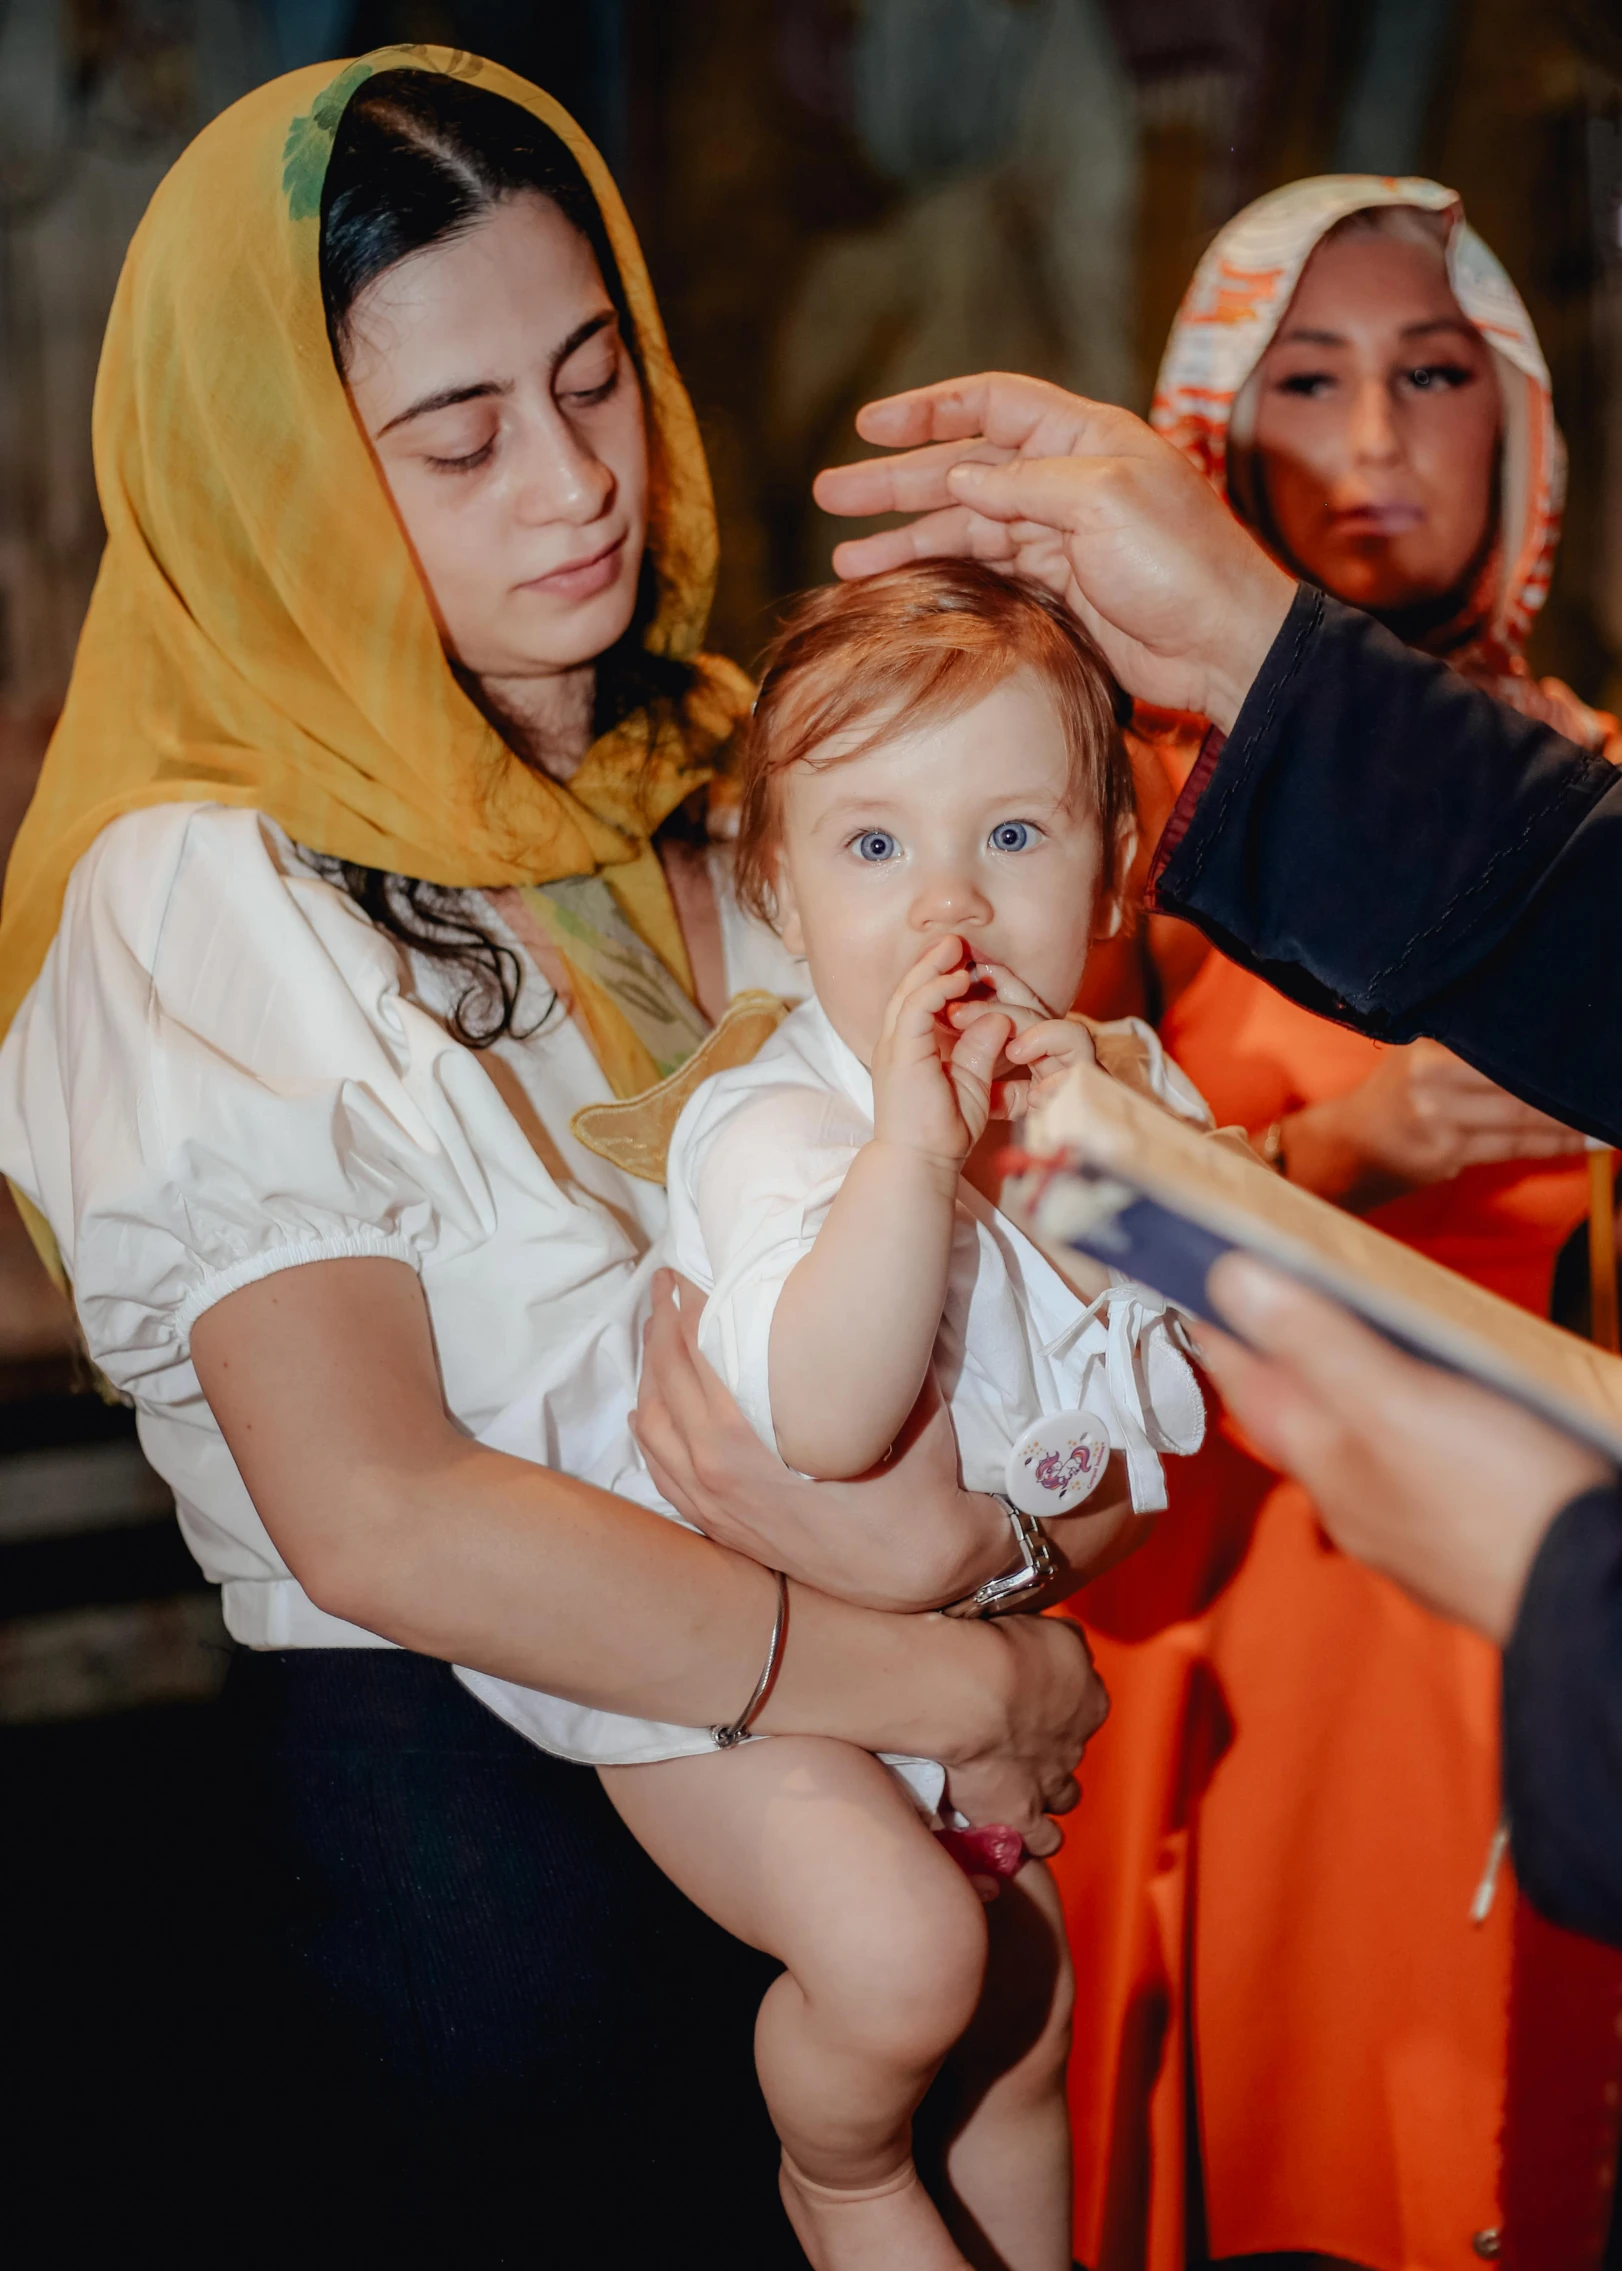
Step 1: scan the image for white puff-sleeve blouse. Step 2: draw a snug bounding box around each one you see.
[0,802,802,1651]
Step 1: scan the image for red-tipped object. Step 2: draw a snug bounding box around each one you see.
[935,1824,1027,1882]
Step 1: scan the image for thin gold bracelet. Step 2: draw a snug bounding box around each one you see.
[712,1569,789,1749]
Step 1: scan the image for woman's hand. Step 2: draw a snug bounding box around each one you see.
[934,1613,1109,1854]
[1194,1255,1611,1642]
[634,1270,1144,1610]
[1280,1040,1586,1211]
[812,372,1295,729]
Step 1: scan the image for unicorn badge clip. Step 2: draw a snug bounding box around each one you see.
[1004,1411,1112,1518]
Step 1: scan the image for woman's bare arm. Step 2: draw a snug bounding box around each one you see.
[190,1256,1111,1848]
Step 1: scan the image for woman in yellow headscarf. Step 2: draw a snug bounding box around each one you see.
[0,53,1107,2261]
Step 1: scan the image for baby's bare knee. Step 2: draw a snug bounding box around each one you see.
[806,1858,989,2073]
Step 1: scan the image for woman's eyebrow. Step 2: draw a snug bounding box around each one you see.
[552,309,616,375]
[379,379,511,437]
[1274,314,1478,352]
[376,314,617,437]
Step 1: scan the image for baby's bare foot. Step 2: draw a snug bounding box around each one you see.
[779,2153,969,2271]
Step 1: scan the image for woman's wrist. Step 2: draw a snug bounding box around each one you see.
[1273,1099,1392,1210]
[922,1489,1027,1606]
[755,1579,1011,1761]
[798,1487,1015,1615]
[856,1470,1145,1619]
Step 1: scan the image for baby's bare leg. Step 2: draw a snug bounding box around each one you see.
[925,1859,1075,2271]
[601,1739,989,2271]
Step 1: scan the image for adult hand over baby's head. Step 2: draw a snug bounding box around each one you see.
[813,373,1296,731]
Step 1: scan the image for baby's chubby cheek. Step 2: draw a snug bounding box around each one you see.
[798,943,900,1068]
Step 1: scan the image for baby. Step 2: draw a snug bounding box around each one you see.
[466,561,1207,2271]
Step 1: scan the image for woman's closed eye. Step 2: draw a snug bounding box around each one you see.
[417,412,501,476]
[556,326,622,413]
[426,436,497,475]
[560,363,619,411]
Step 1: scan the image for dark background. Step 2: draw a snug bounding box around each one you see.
[2,3,1620,2257]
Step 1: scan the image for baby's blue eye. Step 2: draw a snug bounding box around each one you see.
[855,831,899,863]
[990,821,1036,853]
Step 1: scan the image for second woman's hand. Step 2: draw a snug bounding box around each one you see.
[1280,1040,1586,1211]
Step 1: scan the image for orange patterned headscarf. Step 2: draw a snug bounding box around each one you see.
[0,48,750,1043]
[1151,174,1574,708]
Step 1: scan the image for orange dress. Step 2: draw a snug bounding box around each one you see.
[1055,943,1594,2270]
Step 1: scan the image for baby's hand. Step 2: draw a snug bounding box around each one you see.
[1004,1010,1098,1117]
[870,936,1014,1165]
[946,960,1097,1119]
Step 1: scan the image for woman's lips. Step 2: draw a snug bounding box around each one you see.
[520,532,626,601]
[1333,501,1426,534]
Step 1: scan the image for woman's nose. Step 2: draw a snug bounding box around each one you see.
[512,411,615,527]
[1348,376,1402,468]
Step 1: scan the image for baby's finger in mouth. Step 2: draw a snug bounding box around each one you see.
[968,959,1053,1016]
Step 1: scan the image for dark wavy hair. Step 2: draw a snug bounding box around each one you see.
[310,68,689,1045]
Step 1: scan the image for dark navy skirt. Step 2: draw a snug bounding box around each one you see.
[222,1647,803,2268]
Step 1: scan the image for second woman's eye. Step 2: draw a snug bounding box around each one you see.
[990,820,1037,853]
[854,830,899,863]
[1403,361,1475,393]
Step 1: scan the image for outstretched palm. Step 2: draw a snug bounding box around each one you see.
[813,373,1295,727]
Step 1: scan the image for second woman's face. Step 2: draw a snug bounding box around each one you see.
[343,192,649,682]
[1248,228,1501,612]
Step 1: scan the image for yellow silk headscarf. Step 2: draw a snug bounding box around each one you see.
[0,46,750,1045]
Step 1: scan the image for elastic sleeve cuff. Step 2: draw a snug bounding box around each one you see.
[175,1228,420,1344]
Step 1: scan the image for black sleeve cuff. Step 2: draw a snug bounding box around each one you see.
[1504,1483,1622,1947]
